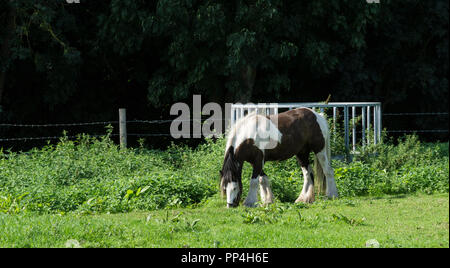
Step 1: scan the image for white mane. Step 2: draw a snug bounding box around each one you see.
[225,112,282,154]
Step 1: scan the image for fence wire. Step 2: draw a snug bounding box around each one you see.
[0,121,119,128]
[386,130,448,133]
[0,119,227,128]
[1,112,448,142]
[384,112,448,116]
[0,134,119,142]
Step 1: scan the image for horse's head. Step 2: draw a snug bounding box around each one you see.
[220,147,242,208]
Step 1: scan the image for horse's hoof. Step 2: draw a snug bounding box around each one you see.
[295,195,315,204]
[325,191,339,200]
[325,194,339,200]
[244,201,257,208]
[259,201,273,207]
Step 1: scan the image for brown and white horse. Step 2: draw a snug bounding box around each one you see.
[220,107,338,208]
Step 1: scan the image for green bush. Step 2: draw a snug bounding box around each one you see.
[0,133,448,215]
[0,134,217,214]
[333,135,449,196]
[334,161,386,197]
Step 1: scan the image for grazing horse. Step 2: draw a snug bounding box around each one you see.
[220,107,338,208]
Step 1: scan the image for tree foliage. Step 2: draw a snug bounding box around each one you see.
[0,0,448,147]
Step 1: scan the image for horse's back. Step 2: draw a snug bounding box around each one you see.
[265,108,326,160]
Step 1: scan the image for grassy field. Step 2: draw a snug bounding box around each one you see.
[0,133,448,248]
[0,193,448,248]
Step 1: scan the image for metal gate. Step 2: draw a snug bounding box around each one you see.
[230,102,382,155]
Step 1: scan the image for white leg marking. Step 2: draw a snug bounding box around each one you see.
[296,165,315,203]
[259,175,274,205]
[244,178,259,207]
[316,149,338,199]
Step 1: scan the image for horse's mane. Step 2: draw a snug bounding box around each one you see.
[222,146,239,176]
[220,146,242,197]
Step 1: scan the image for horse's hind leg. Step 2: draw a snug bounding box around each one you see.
[295,153,315,203]
[259,170,274,205]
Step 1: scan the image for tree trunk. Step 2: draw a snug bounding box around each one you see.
[0,0,16,104]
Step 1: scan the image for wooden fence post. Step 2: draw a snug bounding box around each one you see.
[119,108,127,149]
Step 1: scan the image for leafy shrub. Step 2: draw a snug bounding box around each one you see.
[0,133,447,215]
[357,135,446,171]
[334,161,387,197]
[0,134,217,214]
[263,159,302,202]
[333,136,449,197]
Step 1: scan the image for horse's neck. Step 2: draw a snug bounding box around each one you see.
[227,114,282,155]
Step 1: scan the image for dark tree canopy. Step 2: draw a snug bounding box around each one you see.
[0,0,448,148]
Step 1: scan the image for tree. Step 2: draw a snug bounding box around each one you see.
[0,0,16,105]
[0,0,447,149]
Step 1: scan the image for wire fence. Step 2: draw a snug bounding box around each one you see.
[0,121,119,128]
[0,112,448,143]
[383,112,449,116]
[0,119,219,142]
[383,112,448,134]
[0,119,203,128]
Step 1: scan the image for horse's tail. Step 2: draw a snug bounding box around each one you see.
[314,113,331,196]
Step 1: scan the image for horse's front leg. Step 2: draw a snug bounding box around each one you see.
[243,168,261,207]
[259,171,274,205]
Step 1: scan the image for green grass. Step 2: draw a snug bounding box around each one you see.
[0,193,448,248]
